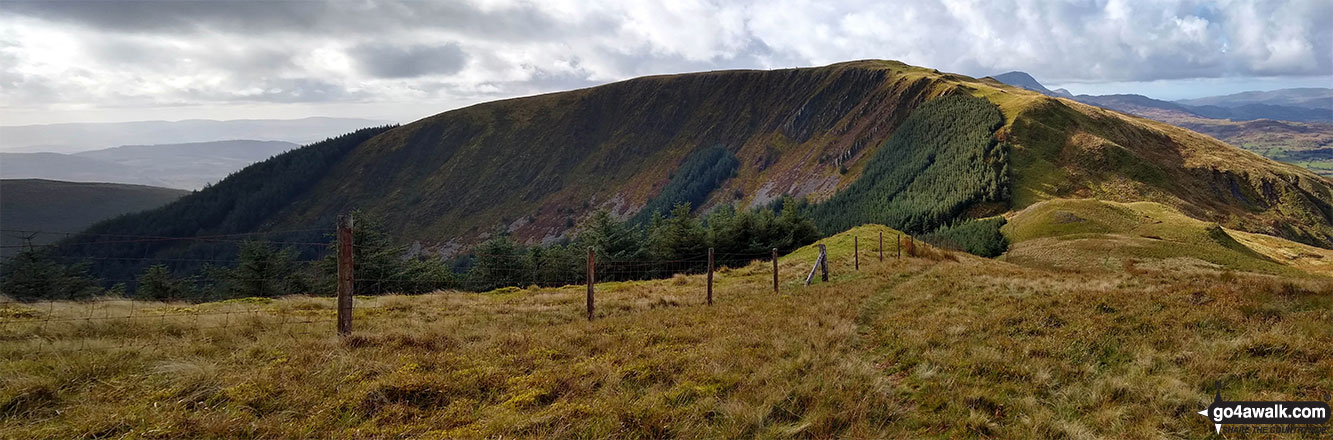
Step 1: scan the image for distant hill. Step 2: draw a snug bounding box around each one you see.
[1068,93,1194,115]
[0,117,388,153]
[1186,103,1332,123]
[990,72,1333,176]
[989,72,1331,122]
[1177,88,1333,110]
[51,60,1333,283]
[0,152,153,184]
[0,179,187,258]
[0,140,299,189]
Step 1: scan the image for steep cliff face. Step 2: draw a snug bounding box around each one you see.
[270,61,974,246]
[68,60,1333,270]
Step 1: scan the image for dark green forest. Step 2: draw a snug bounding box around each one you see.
[918,217,1009,258]
[630,146,739,223]
[2,200,818,301]
[808,94,1009,235]
[46,125,397,283]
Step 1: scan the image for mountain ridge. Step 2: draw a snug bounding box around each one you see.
[990,72,1333,177]
[55,60,1333,281]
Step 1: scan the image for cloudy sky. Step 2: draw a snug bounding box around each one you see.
[1,0,1330,125]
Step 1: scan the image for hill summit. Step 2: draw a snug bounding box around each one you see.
[59,60,1333,278]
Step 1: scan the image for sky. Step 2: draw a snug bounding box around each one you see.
[1,0,1330,126]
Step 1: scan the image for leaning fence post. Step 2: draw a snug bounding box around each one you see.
[706,247,714,306]
[819,244,829,282]
[586,246,595,321]
[772,248,779,294]
[879,231,883,262]
[854,236,859,270]
[337,214,354,337]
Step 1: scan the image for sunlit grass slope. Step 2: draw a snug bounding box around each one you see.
[1002,198,1325,277]
[2,225,1330,438]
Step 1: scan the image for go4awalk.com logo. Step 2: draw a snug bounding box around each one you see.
[1198,384,1331,435]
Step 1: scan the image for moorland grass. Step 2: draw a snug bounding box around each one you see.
[2,224,1330,438]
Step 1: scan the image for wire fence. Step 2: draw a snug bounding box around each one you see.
[0,224,909,359]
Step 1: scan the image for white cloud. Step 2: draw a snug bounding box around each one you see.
[0,0,1328,124]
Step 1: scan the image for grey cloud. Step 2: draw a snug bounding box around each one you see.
[349,43,468,78]
[230,77,362,103]
[0,0,331,34]
[1,0,1330,120]
[0,0,567,42]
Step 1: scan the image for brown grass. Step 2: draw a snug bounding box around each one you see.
[1,225,1330,438]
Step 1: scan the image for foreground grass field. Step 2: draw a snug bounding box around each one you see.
[2,224,1331,438]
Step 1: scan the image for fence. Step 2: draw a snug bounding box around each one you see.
[0,218,915,358]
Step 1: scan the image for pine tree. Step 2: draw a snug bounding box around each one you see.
[229,241,305,298]
[0,249,101,301]
[136,264,190,301]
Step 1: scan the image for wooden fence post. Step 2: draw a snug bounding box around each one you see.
[337,214,354,337]
[706,247,714,305]
[854,236,859,270]
[805,244,828,287]
[586,247,595,321]
[897,233,901,259]
[879,231,883,262]
[819,244,829,282]
[771,248,778,294]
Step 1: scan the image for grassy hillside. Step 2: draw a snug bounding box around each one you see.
[50,60,1333,286]
[991,75,1333,177]
[3,225,1328,438]
[0,179,187,258]
[1000,198,1325,277]
[1064,96,1333,178]
[984,87,1333,247]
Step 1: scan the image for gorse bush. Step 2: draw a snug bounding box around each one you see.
[919,217,1009,257]
[809,95,1008,235]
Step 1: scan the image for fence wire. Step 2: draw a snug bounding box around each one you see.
[0,226,895,359]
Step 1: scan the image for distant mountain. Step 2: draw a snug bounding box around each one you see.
[990,71,1071,97]
[0,140,299,189]
[0,117,389,153]
[0,179,187,258]
[1177,88,1333,110]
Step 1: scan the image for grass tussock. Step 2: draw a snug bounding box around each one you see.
[1,224,1330,438]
